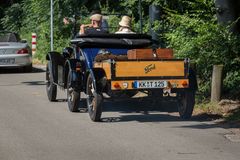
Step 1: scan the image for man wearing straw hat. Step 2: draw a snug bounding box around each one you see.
[115,16,135,34]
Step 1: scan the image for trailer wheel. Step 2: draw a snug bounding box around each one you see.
[46,62,57,101]
[67,70,80,112]
[178,90,195,119]
[86,75,103,122]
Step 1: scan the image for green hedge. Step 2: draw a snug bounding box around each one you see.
[166,14,240,98]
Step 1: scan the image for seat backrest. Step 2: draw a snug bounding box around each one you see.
[8,33,18,42]
[81,48,129,69]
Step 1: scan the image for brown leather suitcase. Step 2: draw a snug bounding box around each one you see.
[127,48,173,60]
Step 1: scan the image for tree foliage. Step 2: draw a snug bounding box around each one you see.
[166,14,240,96]
[1,3,23,32]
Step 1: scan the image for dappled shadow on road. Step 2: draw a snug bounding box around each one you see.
[0,67,22,74]
[191,113,223,122]
[0,66,45,74]
[178,112,240,130]
[22,81,46,86]
[103,98,179,113]
[100,98,239,128]
[43,92,238,130]
[177,119,240,130]
[101,114,181,123]
[100,98,200,123]
[52,99,68,102]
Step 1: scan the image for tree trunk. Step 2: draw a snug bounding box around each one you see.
[215,0,239,33]
[236,0,240,33]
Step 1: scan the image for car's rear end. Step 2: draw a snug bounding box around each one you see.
[0,42,32,68]
[0,31,32,71]
[93,49,197,119]
[109,60,189,91]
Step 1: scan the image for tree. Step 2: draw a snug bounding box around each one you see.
[1,3,23,32]
[215,0,240,34]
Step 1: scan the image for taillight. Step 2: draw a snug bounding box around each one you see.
[76,62,81,72]
[113,83,121,89]
[182,81,188,88]
[17,48,29,54]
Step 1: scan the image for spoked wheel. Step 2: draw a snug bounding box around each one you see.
[178,90,195,119]
[46,62,57,101]
[67,70,80,112]
[86,75,103,122]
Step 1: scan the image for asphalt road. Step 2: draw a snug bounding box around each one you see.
[0,66,239,160]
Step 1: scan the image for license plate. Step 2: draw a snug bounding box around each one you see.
[0,58,15,65]
[134,80,167,89]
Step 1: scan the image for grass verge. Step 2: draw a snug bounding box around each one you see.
[194,100,240,123]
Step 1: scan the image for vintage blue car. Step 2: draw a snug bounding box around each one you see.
[46,34,197,122]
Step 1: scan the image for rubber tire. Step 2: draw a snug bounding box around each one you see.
[46,62,57,101]
[178,90,195,119]
[67,70,80,112]
[86,75,103,122]
[23,64,32,73]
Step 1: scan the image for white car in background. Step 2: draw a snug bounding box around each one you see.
[0,31,32,72]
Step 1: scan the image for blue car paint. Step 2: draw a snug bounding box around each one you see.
[81,48,129,69]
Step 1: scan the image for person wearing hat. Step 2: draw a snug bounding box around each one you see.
[79,13,108,35]
[63,11,108,36]
[115,16,135,34]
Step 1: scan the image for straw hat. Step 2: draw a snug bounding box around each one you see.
[119,16,131,28]
[90,14,102,21]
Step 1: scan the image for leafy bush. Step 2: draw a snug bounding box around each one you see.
[166,14,240,98]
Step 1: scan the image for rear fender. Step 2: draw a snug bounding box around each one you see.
[46,51,64,64]
[64,59,83,91]
[84,68,107,93]
[46,52,64,84]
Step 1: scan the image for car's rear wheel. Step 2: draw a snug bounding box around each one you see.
[178,90,195,119]
[86,75,103,122]
[67,70,80,112]
[23,64,32,73]
[46,62,57,101]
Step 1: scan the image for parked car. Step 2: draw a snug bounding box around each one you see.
[0,31,32,72]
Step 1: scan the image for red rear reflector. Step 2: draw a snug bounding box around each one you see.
[17,48,29,54]
[113,83,121,89]
[76,62,82,72]
[182,81,188,87]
